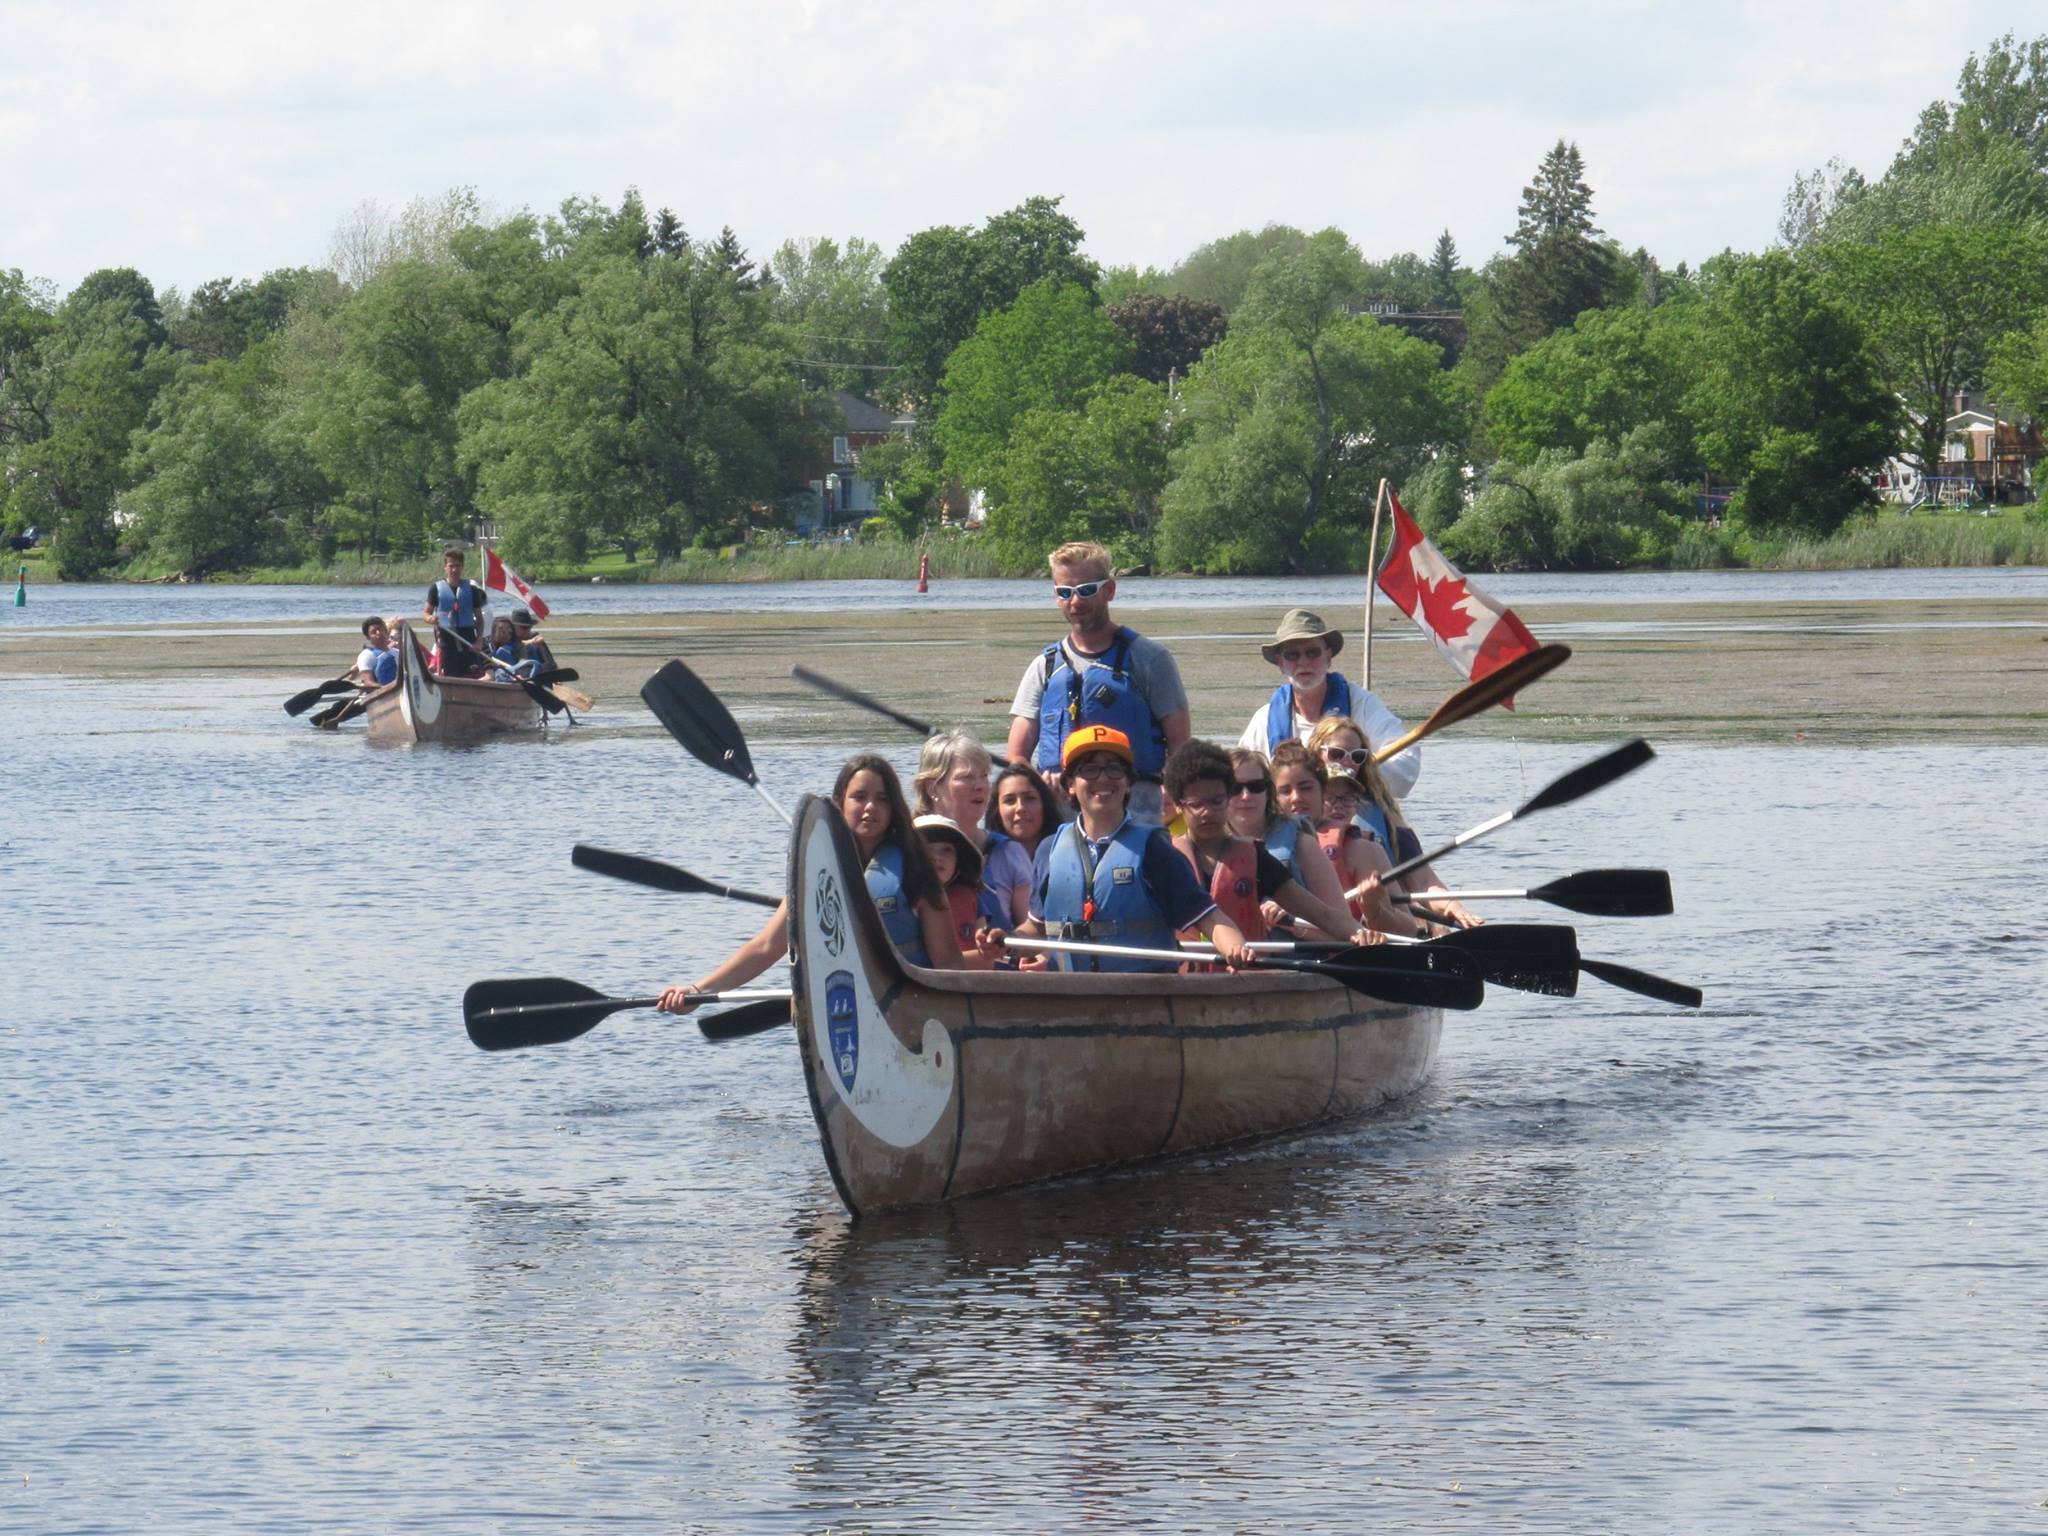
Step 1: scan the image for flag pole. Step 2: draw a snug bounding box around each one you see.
[1362,478,1388,691]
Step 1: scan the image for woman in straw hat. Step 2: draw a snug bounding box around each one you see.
[1236,608,1420,799]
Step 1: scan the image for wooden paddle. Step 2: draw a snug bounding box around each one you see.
[1395,868,1675,919]
[463,976,792,1051]
[641,659,791,825]
[999,935,1484,1011]
[284,675,356,716]
[1370,642,1573,765]
[570,843,781,908]
[1376,738,1656,887]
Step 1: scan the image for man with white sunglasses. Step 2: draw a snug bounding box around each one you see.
[1007,540,1190,824]
[1237,608,1420,799]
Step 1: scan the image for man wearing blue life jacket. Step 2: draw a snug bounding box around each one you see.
[422,546,488,678]
[1235,608,1420,800]
[1005,541,1190,827]
[350,616,401,688]
[981,725,1253,973]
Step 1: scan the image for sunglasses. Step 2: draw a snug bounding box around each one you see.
[1322,745,1371,768]
[1178,792,1229,813]
[1279,645,1326,663]
[1053,580,1107,601]
[1231,778,1271,796]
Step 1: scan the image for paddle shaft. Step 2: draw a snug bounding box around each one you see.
[791,665,934,737]
[571,843,782,908]
[475,987,788,1024]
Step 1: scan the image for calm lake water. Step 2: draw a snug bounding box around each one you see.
[6,563,2048,634]
[5,608,2046,1530]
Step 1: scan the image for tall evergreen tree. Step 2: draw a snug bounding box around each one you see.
[1467,140,1617,383]
[1429,230,1461,310]
[653,209,687,258]
[712,227,760,288]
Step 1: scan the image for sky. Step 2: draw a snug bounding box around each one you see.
[0,1,2024,299]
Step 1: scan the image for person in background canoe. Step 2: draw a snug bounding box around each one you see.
[978,725,1252,973]
[915,815,999,969]
[351,617,399,688]
[423,546,487,678]
[1165,741,1377,954]
[1237,609,1420,800]
[658,755,964,1014]
[1223,743,1356,937]
[1005,540,1190,827]
[1305,716,1478,932]
[487,615,538,683]
[984,761,1061,927]
[912,729,1010,931]
[509,609,555,673]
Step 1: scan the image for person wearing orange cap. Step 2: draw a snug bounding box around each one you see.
[978,725,1253,972]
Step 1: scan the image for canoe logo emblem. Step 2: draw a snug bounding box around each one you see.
[825,970,858,1089]
[816,871,845,956]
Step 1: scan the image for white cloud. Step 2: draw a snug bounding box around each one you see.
[0,0,2025,295]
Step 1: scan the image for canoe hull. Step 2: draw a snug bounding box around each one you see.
[785,794,1441,1217]
[364,622,545,745]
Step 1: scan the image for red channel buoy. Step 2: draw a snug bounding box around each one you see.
[916,552,930,594]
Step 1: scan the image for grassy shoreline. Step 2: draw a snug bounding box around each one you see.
[70,506,2048,585]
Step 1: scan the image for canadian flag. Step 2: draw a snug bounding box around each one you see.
[483,546,550,620]
[1375,488,1540,694]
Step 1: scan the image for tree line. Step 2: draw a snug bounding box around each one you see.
[4,31,2047,581]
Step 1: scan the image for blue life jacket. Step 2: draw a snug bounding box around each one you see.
[1038,817,1173,971]
[1354,801,1393,848]
[865,841,930,967]
[434,579,480,634]
[1263,814,1317,885]
[1032,628,1168,778]
[1262,672,1356,755]
[371,648,399,687]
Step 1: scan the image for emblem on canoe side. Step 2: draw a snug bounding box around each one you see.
[402,624,441,726]
[816,870,845,957]
[826,969,858,1090]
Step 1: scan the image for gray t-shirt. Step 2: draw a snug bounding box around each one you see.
[1009,629,1190,744]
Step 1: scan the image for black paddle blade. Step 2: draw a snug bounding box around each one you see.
[284,678,352,715]
[1579,957,1704,1009]
[1255,949,1484,1011]
[697,997,794,1041]
[1423,923,1581,997]
[791,665,934,738]
[642,660,758,787]
[530,667,578,686]
[312,693,366,728]
[465,976,616,1051]
[1532,868,1674,918]
[1518,738,1655,817]
[570,843,781,908]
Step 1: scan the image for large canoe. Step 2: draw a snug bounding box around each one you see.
[363,622,546,746]
[785,793,1445,1218]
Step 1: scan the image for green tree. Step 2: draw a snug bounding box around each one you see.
[769,235,891,394]
[980,373,1172,563]
[1105,292,1227,383]
[125,341,329,575]
[1468,141,1617,380]
[1987,309,2048,422]
[883,196,1098,399]
[1897,32,2048,176]
[1428,231,1463,310]
[1483,304,1693,467]
[1158,233,1449,573]
[1166,225,1310,314]
[1688,252,1899,535]
[1820,223,2048,475]
[461,246,805,562]
[1097,262,1172,308]
[932,280,1131,491]
[1439,427,1691,570]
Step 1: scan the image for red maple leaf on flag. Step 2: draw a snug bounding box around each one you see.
[1416,573,1476,642]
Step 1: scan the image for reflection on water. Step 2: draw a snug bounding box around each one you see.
[5,669,2047,1531]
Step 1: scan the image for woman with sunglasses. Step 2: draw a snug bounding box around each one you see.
[1306,716,1477,931]
[1224,745,1357,935]
[1237,609,1420,800]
